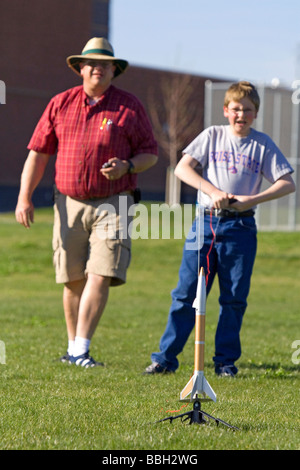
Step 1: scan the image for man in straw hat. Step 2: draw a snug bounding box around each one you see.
[15,38,158,368]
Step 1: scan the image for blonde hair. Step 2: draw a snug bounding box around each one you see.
[224,81,260,112]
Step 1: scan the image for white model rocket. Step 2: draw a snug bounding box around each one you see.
[180,267,217,403]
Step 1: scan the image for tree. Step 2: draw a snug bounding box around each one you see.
[148,73,202,205]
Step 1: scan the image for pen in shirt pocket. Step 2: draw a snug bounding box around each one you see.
[100,118,113,130]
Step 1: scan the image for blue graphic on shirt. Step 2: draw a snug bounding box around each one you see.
[228,166,237,174]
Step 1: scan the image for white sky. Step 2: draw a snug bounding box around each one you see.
[110,0,300,88]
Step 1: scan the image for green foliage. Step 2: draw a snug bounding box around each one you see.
[0,208,299,450]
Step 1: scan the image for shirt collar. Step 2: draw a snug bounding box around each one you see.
[82,85,113,107]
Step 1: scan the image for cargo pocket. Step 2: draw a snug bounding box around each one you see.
[105,236,131,286]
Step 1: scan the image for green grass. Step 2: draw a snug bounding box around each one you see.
[0,207,299,450]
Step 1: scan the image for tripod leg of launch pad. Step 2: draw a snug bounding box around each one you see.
[157,400,239,430]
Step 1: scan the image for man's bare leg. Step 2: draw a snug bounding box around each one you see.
[63,278,86,342]
[76,273,110,340]
[62,274,110,364]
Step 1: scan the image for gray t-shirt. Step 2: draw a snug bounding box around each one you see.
[183,125,294,208]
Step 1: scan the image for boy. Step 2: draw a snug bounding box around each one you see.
[145,81,295,377]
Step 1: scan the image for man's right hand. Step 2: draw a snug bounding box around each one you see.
[15,200,35,228]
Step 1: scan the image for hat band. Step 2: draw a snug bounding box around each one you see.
[82,48,114,57]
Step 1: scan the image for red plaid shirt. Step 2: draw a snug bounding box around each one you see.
[28,85,158,199]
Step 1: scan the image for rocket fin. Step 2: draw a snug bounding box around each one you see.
[180,376,194,401]
[180,372,217,402]
[203,376,217,402]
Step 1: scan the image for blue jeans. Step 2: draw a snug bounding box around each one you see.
[151,214,257,372]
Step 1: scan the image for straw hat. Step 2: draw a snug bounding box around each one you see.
[66,37,128,78]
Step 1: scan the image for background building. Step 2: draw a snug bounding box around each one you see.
[0,0,223,211]
[0,0,110,210]
[0,0,298,230]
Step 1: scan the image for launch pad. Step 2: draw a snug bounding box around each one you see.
[156,267,239,430]
[157,397,239,429]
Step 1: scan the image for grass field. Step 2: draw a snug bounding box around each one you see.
[0,207,299,451]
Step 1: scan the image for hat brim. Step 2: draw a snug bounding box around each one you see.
[66,54,128,78]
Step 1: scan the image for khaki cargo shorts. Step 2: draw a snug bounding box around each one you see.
[52,190,134,286]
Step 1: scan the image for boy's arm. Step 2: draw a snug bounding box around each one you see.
[174,154,235,209]
[230,173,295,211]
[175,154,295,211]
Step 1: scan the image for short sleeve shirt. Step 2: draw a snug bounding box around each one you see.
[183,125,294,208]
[28,85,158,199]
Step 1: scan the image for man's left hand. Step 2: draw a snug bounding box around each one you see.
[100,158,129,180]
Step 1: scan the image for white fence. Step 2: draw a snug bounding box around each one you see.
[204,81,300,231]
[0,80,5,104]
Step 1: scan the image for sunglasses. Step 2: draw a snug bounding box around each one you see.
[81,60,114,68]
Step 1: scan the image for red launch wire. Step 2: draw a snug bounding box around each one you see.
[162,403,189,414]
[205,211,216,286]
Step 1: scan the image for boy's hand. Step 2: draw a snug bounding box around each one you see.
[210,190,235,209]
[228,195,254,211]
